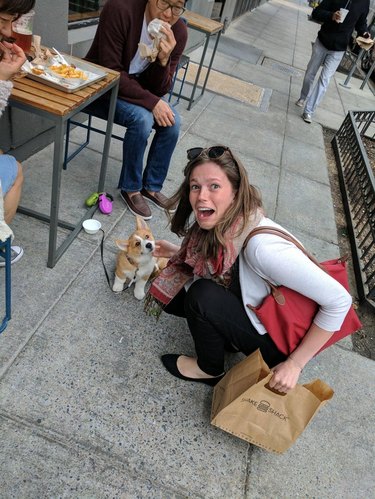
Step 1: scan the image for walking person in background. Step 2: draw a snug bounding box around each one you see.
[86,0,188,220]
[145,146,352,391]
[0,0,36,265]
[296,0,370,123]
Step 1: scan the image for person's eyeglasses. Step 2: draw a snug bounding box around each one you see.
[186,146,234,162]
[156,0,186,17]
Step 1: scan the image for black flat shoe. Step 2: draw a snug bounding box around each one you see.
[161,354,224,386]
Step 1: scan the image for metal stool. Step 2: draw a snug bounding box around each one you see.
[0,236,12,333]
[63,109,123,169]
[168,53,190,105]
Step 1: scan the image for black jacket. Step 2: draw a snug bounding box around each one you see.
[312,0,369,50]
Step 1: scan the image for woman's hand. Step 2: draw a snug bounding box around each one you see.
[157,23,177,66]
[268,325,337,393]
[268,358,303,393]
[154,239,180,258]
[0,42,26,81]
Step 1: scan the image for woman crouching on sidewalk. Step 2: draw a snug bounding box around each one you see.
[145,146,352,392]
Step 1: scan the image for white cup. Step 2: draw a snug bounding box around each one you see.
[82,219,101,234]
[339,8,349,23]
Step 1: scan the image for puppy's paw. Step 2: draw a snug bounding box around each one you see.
[134,286,146,300]
[112,275,125,293]
[134,279,146,300]
[134,289,145,300]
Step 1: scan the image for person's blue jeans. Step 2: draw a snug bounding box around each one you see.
[300,38,344,115]
[115,99,181,192]
[87,97,181,192]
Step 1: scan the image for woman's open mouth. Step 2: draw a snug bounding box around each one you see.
[197,207,215,220]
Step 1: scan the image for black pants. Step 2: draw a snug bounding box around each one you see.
[164,276,286,376]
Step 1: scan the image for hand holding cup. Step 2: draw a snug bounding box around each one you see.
[332,10,341,23]
[338,8,349,23]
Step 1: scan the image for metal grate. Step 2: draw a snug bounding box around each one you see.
[261,57,303,77]
[332,111,375,309]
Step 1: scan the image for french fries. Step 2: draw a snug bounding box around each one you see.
[49,64,88,80]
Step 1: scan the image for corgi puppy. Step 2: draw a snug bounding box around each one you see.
[112,216,168,300]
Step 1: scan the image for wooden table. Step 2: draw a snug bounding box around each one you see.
[10,60,120,268]
[182,10,224,110]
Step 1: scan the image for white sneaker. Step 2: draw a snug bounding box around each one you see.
[0,245,24,267]
[295,98,305,107]
[302,112,312,124]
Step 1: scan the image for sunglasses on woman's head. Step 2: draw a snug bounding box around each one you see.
[186,146,233,162]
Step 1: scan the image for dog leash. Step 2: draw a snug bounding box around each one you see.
[99,229,134,293]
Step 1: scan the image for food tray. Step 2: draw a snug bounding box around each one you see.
[24,55,107,93]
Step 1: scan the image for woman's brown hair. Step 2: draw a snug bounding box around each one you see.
[167,147,263,259]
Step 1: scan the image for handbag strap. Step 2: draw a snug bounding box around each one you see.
[243,226,340,306]
[244,226,325,270]
[245,226,348,263]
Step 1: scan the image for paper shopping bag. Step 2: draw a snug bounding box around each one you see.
[211,350,334,454]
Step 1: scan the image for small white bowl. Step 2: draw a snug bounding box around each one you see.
[82,219,101,235]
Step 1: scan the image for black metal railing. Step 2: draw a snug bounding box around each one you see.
[233,0,262,19]
[332,110,375,309]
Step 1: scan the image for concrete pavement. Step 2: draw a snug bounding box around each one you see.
[1,0,374,496]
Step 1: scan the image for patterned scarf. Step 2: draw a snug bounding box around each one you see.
[145,210,263,317]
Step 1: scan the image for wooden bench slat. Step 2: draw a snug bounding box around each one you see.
[14,81,81,107]
[11,88,69,115]
[13,77,82,102]
[184,10,223,34]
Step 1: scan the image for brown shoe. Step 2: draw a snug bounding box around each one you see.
[120,191,152,220]
[141,189,177,213]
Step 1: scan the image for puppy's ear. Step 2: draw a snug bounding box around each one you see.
[115,239,129,251]
[136,215,150,231]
